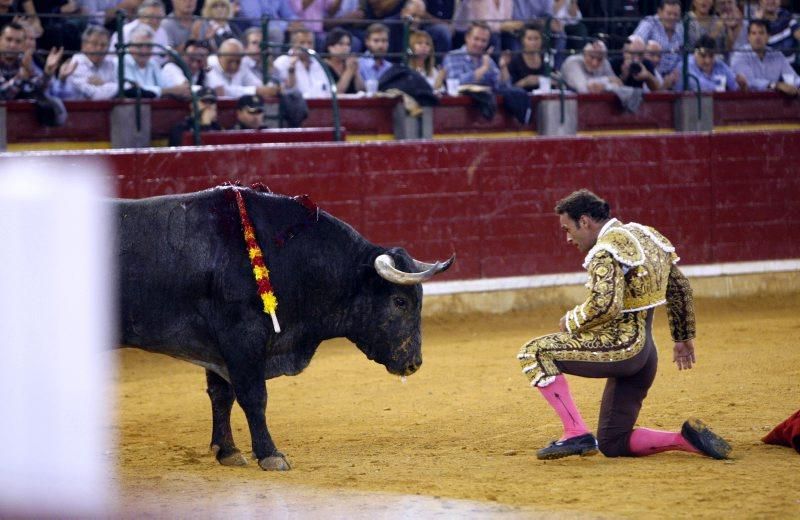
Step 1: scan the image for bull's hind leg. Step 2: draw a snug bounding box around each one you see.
[206,369,247,466]
[226,363,291,471]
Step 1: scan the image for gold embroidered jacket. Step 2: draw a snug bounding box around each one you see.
[564,219,696,342]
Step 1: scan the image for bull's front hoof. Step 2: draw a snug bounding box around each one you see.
[211,444,248,466]
[258,453,291,471]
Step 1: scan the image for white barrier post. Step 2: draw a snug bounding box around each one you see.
[0,158,115,516]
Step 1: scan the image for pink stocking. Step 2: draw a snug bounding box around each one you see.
[537,374,590,440]
[629,428,701,456]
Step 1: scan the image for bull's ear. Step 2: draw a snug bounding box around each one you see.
[374,253,455,285]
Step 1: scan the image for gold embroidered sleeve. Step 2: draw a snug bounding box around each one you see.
[565,251,624,333]
[666,264,696,341]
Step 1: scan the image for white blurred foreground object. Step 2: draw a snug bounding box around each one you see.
[0,159,115,516]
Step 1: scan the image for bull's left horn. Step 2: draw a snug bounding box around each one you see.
[374,254,456,285]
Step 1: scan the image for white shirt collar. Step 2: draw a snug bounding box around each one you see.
[597,217,619,238]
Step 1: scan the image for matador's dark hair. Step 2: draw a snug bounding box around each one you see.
[555,189,611,223]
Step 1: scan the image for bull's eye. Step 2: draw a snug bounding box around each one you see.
[393,296,408,309]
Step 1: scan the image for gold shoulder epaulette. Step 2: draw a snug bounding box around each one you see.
[583,226,644,269]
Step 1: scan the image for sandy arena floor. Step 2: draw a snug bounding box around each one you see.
[112,293,800,518]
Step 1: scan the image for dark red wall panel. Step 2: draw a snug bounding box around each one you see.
[42,131,800,281]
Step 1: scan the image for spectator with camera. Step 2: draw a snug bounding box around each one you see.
[612,35,662,91]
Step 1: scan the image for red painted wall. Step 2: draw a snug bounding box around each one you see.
[52,131,800,280]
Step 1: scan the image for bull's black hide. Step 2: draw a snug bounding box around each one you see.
[116,186,452,470]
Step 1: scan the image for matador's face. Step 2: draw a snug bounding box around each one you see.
[559,213,599,254]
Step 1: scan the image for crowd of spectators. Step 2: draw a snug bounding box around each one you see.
[0,0,798,129]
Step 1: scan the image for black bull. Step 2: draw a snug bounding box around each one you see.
[116,186,453,470]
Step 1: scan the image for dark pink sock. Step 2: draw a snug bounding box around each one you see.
[537,374,590,440]
[629,428,700,456]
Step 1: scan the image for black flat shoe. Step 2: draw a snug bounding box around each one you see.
[536,433,599,460]
[681,418,732,460]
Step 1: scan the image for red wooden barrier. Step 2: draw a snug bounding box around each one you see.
[38,131,800,281]
[180,127,345,146]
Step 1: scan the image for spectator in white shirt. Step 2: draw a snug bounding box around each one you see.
[67,25,119,100]
[205,37,279,98]
[108,0,170,66]
[121,24,190,98]
[161,39,210,89]
[272,27,332,98]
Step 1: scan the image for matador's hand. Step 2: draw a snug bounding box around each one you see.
[673,340,696,370]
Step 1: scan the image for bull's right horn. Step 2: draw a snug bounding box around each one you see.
[374,254,454,285]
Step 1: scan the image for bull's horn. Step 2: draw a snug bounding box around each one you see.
[374,254,455,285]
[413,255,455,274]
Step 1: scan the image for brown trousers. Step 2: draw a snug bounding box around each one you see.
[555,310,658,457]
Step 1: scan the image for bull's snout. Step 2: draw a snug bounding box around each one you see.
[402,355,422,376]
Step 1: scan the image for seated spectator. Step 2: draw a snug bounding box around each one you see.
[231,93,269,129]
[235,0,299,45]
[552,0,589,51]
[272,27,331,98]
[360,0,407,55]
[35,0,83,51]
[288,0,336,52]
[754,0,800,63]
[161,0,197,51]
[321,0,363,52]
[0,0,42,38]
[241,27,270,82]
[509,0,567,63]
[632,0,684,88]
[716,0,748,60]
[443,21,503,90]
[675,35,745,91]
[645,39,662,68]
[81,0,140,33]
[611,35,662,91]
[161,38,210,89]
[499,24,547,92]
[407,29,444,91]
[168,86,222,146]
[400,0,453,60]
[0,21,61,99]
[731,19,798,95]
[206,37,279,98]
[273,29,331,98]
[191,0,241,53]
[358,23,392,88]
[323,27,360,94]
[66,24,118,99]
[121,24,191,98]
[561,40,621,93]
[452,0,515,55]
[686,0,724,50]
[108,0,170,66]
